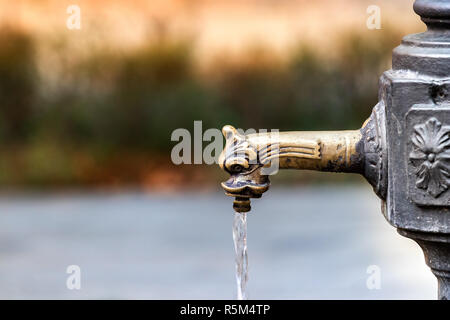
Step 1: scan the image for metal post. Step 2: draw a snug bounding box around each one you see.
[382,0,450,300]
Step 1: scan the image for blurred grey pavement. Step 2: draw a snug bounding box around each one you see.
[0,185,436,299]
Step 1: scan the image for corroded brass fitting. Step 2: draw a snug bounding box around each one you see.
[219,103,387,213]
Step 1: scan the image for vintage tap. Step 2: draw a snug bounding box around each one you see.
[218,0,450,299]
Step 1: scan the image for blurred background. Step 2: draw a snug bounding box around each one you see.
[0,0,438,299]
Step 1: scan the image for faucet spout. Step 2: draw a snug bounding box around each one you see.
[219,103,387,212]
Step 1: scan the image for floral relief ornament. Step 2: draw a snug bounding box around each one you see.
[409,118,450,198]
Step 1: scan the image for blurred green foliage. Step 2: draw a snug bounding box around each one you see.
[0,28,37,142]
[0,26,403,187]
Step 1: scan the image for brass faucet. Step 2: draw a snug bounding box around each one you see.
[219,103,387,213]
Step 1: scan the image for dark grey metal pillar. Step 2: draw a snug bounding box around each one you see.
[382,0,450,300]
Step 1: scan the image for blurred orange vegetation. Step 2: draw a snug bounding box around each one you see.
[0,0,424,191]
[1,0,422,62]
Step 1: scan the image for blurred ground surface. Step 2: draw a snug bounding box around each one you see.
[0,185,436,299]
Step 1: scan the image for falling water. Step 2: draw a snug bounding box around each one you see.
[233,212,248,300]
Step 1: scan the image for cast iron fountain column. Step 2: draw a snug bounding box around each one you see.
[384,0,450,300]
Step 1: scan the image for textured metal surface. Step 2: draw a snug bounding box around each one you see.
[393,0,450,77]
[360,102,388,199]
[383,0,450,300]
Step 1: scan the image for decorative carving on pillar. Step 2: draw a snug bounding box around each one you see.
[406,106,450,206]
[409,118,450,198]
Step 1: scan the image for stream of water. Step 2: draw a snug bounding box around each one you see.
[232,212,249,300]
